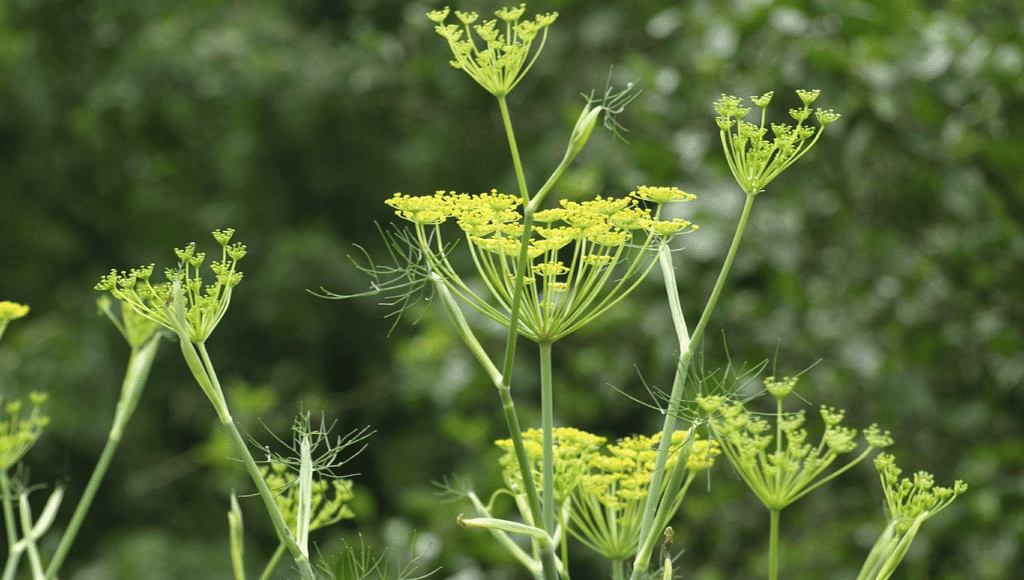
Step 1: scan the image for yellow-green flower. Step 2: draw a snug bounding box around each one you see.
[715,90,840,194]
[0,301,29,323]
[95,229,245,343]
[496,427,606,511]
[386,189,697,342]
[0,392,49,470]
[630,186,696,205]
[0,301,30,343]
[427,4,558,97]
[260,461,355,535]
[568,430,719,560]
[858,454,967,580]
[698,377,892,512]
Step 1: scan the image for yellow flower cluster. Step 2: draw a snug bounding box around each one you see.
[385,188,697,342]
[95,229,246,343]
[495,427,606,508]
[579,430,720,509]
[494,427,720,560]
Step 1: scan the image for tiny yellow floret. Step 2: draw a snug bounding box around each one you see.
[630,186,697,205]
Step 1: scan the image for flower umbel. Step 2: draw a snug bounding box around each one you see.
[428,5,558,97]
[496,427,606,514]
[385,189,697,342]
[567,430,719,560]
[260,460,356,535]
[699,376,892,511]
[857,454,967,580]
[0,392,49,470]
[715,90,840,194]
[95,229,245,343]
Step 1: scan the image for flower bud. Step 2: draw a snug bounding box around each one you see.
[566,104,603,159]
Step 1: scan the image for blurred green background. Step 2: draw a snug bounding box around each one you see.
[1,0,1022,578]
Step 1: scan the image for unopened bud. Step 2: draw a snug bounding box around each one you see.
[567,104,603,159]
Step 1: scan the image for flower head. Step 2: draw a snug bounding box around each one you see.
[1,392,49,470]
[260,460,356,536]
[701,391,890,511]
[428,4,558,97]
[858,453,967,580]
[386,189,696,342]
[566,429,718,560]
[496,427,606,510]
[714,90,839,194]
[95,229,245,343]
[874,453,967,534]
[0,301,29,324]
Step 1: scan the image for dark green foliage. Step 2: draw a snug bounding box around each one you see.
[1,0,1021,578]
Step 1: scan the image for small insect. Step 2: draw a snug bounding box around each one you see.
[662,526,674,560]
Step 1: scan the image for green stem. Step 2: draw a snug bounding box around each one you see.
[688,192,757,358]
[467,492,541,576]
[432,275,503,385]
[190,342,316,580]
[629,192,758,580]
[610,559,625,580]
[497,95,535,386]
[44,335,161,580]
[18,493,44,579]
[259,544,288,580]
[495,95,559,580]
[1,471,20,580]
[769,508,781,580]
[166,291,315,580]
[539,341,555,536]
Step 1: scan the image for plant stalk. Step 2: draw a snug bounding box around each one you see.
[44,334,161,580]
[495,94,559,580]
[630,192,758,580]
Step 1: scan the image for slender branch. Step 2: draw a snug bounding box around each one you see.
[45,335,161,580]
[630,192,758,580]
[494,95,560,580]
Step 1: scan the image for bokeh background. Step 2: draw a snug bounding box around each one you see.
[2,0,1022,578]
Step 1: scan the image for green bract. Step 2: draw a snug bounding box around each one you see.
[95,229,245,343]
[384,188,697,343]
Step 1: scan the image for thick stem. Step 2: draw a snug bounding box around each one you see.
[769,508,781,580]
[539,342,555,534]
[44,335,161,580]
